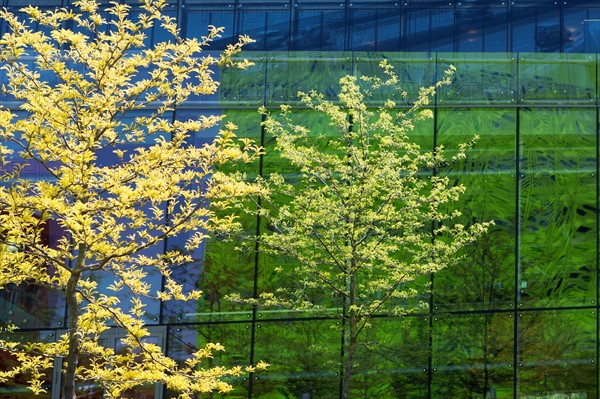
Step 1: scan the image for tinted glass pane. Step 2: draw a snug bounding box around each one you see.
[438,53,517,105]
[183,9,234,50]
[519,53,596,105]
[583,19,600,52]
[265,52,352,105]
[517,309,596,398]
[0,330,54,398]
[253,319,340,398]
[434,108,516,311]
[350,317,429,398]
[235,7,291,51]
[519,108,596,307]
[293,8,346,51]
[220,53,267,107]
[165,110,261,324]
[354,52,436,105]
[166,324,252,398]
[402,7,432,52]
[512,5,560,52]
[432,314,514,398]
[0,218,66,329]
[348,7,401,51]
[563,8,588,53]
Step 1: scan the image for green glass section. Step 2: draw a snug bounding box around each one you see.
[166,324,251,399]
[437,53,517,105]
[517,309,596,398]
[350,317,429,399]
[353,52,436,105]
[219,52,600,107]
[252,319,340,399]
[519,53,597,104]
[193,110,262,322]
[220,52,267,107]
[265,52,353,105]
[434,108,516,311]
[202,52,600,397]
[432,313,514,398]
[519,108,596,307]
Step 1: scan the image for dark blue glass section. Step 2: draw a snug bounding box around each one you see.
[349,7,401,51]
[292,6,346,50]
[183,8,234,50]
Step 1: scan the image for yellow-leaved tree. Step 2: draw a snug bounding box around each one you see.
[0,0,266,398]
[241,63,493,399]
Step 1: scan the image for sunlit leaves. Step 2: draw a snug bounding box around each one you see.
[255,61,492,397]
[0,0,266,397]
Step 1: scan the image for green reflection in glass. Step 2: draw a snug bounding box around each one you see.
[351,317,429,399]
[519,108,596,307]
[518,310,596,398]
[220,52,267,107]
[166,324,252,399]
[266,51,353,105]
[519,53,596,104]
[434,108,516,311]
[193,110,262,322]
[437,52,517,105]
[253,319,340,399]
[353,52,436,105]
[432,314,514,398]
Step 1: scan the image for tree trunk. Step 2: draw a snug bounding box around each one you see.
[341,325,357,399]
[63,270,81,399]
[341,272,357,399]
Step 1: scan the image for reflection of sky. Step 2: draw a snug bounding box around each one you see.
[584,20,600,53]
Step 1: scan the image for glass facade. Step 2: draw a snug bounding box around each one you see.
[2,1,600,398]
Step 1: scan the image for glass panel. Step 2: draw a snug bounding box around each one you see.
[235,7,293,51]
[265,52,353,105]
[402,6,433,52]
[348,7,401,51]
[512,4,560,52]
[353,52,436,105]
[429,7,455,52]
[183,9,234,50]
[455,3,491,52]
[483,5,509,53]
[519,108,596,308]
[519,53,596,105]
[583,19,600,53]
[252,319,341,399]
[437,53,517,105]
[169,110,261,323]
[0,218,67,329]
[220,52,267,107]
[0,330,54,399]
[166,324,252,399]
[88,242,163,325]
[350,316,429,399]
[259,109,346,318]
[293,7,346,51]
[432,314,514,398]
[517,309,596,398]
[237,10,267,51]
[563,8,588,53]
[434,108,516,311]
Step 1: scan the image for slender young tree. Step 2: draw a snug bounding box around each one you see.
[0,1,266,398]
[248,62,492,399]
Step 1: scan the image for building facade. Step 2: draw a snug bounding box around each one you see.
[1,0,600,398]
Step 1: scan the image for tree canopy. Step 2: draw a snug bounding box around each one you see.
[244,61,492,399]
[0,0,266,398]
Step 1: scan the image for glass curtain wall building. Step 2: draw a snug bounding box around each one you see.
[1,0,600,398]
